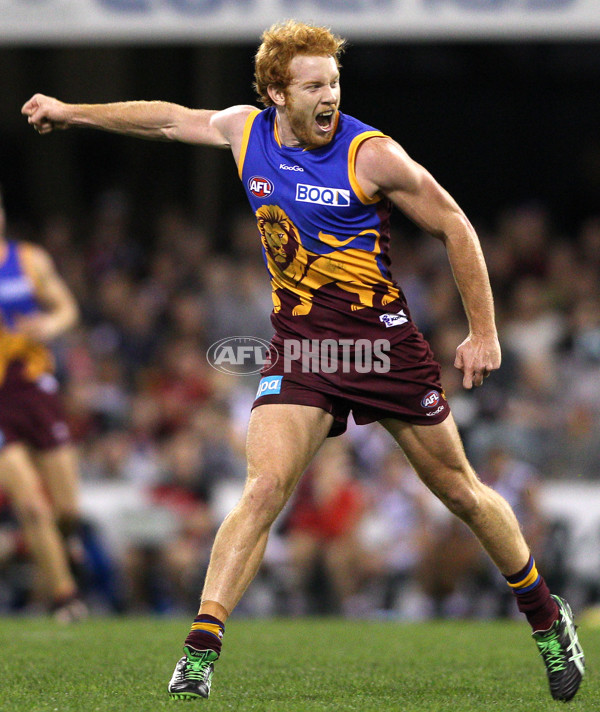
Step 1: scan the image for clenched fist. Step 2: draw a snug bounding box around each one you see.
[21,94,71,134]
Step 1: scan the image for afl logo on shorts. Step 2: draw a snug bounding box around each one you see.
[248,176,274,198]
[421,390,440,408]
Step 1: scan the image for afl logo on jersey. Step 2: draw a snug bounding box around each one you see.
[421,390,440,408]
[248,176,274,198]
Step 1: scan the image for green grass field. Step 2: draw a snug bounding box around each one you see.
[0,616,597,711]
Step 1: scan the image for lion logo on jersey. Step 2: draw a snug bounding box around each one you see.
[256,204,399,316]
[256,205,306,284]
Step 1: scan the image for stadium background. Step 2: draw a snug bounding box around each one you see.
[1,1,600,619]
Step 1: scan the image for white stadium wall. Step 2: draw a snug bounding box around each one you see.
[1,0,600,45]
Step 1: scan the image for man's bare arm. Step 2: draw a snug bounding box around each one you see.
[356,137,501,389]
[17,243,79,342]
[21,93,255,149]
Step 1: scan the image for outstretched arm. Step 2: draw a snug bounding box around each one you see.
[355,137,501,389]
[21,93,255,149]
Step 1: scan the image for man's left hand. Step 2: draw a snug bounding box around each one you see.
[454,333,501,389]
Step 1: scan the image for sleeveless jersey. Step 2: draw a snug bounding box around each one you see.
[0,241,53,385]
[239,107,414,343]
[0,241,39,326]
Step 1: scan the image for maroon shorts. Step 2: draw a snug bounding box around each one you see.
[252,328,450,437]
[0,367,71,451]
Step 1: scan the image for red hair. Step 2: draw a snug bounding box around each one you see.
[254,20,345,107]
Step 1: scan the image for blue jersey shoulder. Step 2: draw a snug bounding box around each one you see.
[0,241,39,328]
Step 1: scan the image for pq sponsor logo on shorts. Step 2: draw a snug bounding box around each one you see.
[256,375,283,398]
[206,336,278,376]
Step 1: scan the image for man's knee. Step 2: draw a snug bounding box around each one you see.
[239,469,294,525]
[436,475,481,522]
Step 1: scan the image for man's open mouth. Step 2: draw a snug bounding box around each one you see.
[315,110,335,131]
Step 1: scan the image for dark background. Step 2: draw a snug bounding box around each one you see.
[1,41,599,239]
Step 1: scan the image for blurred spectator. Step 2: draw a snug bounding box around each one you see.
[204,255,273,343]
[284,438,366,616]
[121,426,215,613]
[496,203,551,280]
[357,448,433,617]
[502,276,566,369]
[552,296,600,479]
[578,216,600,273]
[147,337,214,437]
[3,193,600,617]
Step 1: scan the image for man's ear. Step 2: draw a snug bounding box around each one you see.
[267,85,286,107]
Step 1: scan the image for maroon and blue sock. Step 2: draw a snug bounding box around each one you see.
[184,614,225,656]
[504,555,559,632]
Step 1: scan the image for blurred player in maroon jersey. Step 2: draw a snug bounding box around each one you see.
[0,186,86,621]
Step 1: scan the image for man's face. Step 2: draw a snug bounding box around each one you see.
[282,54,341,149]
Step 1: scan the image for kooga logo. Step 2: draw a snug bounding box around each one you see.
[296,183,350,207]
[279,163,304,172]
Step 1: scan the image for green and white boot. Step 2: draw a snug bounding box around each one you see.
[533,595,585,702]
[168,646,219,700]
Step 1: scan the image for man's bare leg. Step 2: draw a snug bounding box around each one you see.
[382,413,585,702]
[33,444,80,526]
[0,443,77,601]
[381,414,530,574]
[32,444,90,621]
[200,403,334,619]
[168,404,334,698]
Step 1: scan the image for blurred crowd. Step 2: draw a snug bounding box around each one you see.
[1,191,600,618]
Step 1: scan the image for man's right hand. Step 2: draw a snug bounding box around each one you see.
[21,94,70,134]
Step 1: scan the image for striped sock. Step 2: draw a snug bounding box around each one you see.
[504,555,559,632]
[184,614,225,656]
